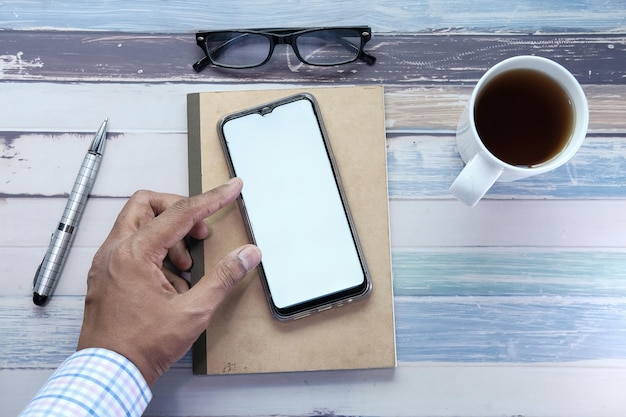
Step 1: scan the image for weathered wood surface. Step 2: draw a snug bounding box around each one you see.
[2,1,626,415]
[1,31,625,84]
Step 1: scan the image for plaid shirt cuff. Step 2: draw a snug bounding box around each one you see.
[19,348,152,417]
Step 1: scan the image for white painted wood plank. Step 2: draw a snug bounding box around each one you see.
[0,198,124,247]
[0,198,122,296]
[147,362,626,417]
[0,0,624,33]
[0,246,93,296]
[4,198,626,249]
[0,83,624,133]
[0,83,226,132]
[4,363,626,417]
[5,131,626,199]
[389,199,626,248]
[1,132,190,197]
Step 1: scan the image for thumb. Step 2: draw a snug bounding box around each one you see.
[187,245,262,316]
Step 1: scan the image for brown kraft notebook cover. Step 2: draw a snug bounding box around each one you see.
[187,85,395,375]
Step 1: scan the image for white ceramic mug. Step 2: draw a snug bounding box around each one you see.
[449,55,589,206]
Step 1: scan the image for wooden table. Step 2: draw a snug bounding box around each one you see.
[1,2,625,416]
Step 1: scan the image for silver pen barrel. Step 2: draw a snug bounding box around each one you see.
[33,119,108,306]
[60,149,103,230]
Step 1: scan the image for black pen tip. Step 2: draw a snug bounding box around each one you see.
[33,292,49,306]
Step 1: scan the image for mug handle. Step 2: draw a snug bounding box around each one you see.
[449,153,503,206]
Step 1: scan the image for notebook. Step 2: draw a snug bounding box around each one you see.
[187,85,395,375]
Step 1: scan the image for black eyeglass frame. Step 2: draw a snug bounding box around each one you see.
[193,26,376,72]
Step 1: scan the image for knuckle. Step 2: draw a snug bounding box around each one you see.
[213,259,244,293]
[205,187,229,210]
[170,197,194,213]
[130,189,152,203]
[105,241,137,277]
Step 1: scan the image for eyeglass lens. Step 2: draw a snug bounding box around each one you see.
[295,29,362,65]
[206,32,272,68]
[204,29,365,68]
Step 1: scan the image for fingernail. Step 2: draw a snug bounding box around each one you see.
[237,245,261,272]
[226,177,239,185]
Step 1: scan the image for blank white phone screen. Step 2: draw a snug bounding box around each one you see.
[222,98,365,310]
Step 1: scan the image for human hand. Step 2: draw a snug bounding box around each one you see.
[76,178,261,386]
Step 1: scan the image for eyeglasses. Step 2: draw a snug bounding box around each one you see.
[193,27,376,71]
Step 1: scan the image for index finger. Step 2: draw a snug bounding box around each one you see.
[133,178,243,256]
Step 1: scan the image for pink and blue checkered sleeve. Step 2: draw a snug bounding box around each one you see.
[18,348,153,417]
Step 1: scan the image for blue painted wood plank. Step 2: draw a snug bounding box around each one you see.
[3,295,625,366]
[391,249,626,362]
[0,0,624,32]
[395,296,626,362]
[393,250,626,297]
[387,134,626,199]
[0,295,193,368]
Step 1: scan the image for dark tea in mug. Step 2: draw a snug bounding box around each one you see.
[474,68,575,167]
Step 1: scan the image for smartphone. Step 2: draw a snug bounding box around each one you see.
[218,93,372,320]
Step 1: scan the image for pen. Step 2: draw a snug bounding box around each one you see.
[32,119,109,306]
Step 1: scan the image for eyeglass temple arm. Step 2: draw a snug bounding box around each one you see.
[193,56,210,72]
[360,50,377,65]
